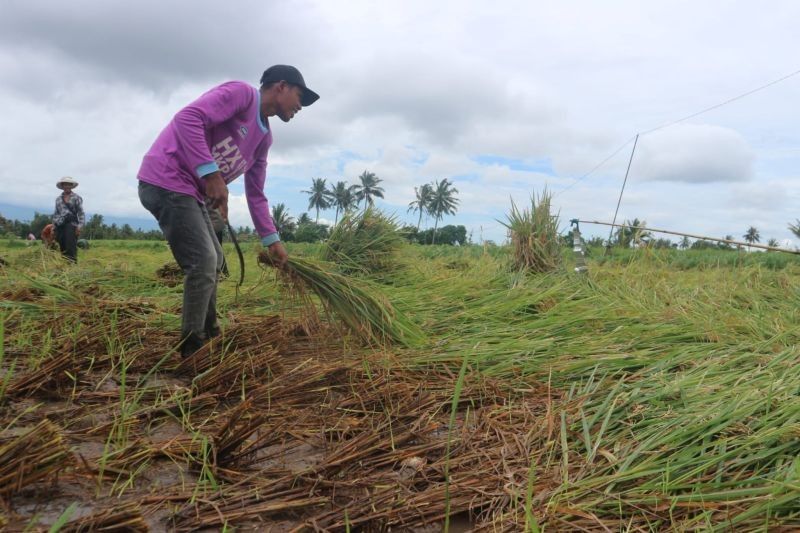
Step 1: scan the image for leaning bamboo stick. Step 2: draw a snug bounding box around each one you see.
[580,219,800,254]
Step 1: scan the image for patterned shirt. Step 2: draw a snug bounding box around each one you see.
[53,193,85,228]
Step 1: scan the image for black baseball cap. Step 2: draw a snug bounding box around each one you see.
[260,65,320,107]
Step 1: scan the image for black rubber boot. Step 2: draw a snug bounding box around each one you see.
[206,323,221,339]
[205,315,221,339]
[180,332,207,358]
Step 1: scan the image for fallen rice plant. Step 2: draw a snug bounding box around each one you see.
[2,239,800,529]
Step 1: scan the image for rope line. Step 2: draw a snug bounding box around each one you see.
[555,66,800,196]
[639,67,800,136]
[554,135,636,197]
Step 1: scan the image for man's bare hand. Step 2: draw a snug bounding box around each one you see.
[205,172,229,217]
[268,241,289,270]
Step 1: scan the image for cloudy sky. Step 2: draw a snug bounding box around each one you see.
[1,0,799,245]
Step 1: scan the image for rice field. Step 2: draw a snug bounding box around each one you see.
[1,239,800,531]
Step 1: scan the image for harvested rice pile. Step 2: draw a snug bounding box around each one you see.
[501,188,562,273]
[155,262,183,286]
[322,207,406,275]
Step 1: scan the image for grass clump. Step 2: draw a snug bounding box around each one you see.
[322,207,406,275]
[501,188,561,273]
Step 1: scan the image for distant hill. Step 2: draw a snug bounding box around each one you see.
[0,203,159,231]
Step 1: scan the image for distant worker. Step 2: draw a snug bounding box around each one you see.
[137,65,319,358]
[41,223,56,248]
[52,177,84,262]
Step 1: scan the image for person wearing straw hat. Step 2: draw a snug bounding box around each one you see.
[137,65,320,358]
[52,176,85,262]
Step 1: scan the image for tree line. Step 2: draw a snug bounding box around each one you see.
[0,212,261,242]
[300,170,461,245]
[0,212,163,241]
[270,203,469,246]
[3,167,465,246]
[302,170,385,224]
[600,218,787,251]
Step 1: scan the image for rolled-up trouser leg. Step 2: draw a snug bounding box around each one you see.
[139,182,223,340]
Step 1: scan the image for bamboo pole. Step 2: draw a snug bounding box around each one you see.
[579,220,800,255]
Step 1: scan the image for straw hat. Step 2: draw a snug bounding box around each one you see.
[56,176,79,190]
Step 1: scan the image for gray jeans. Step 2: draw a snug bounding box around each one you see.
[139,181,223,340]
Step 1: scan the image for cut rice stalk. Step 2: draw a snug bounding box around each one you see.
[59,502,149,533]
[0,419,73,496]
[259,253,424,347]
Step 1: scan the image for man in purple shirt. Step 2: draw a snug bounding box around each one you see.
[138,65,319,358]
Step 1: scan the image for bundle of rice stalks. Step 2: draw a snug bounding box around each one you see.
[0,419,73,496]
[5,350,76,399]
[322,207,406,275]
[59,502,148,533]
[156,262,183,286]
[258,253,424,347]
[191,345,282,396]
[500,188,562,273]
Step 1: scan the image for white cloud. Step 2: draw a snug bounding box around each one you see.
[728,180,791,211]
[635,124,754,183]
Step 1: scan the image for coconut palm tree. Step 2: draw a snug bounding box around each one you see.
[270,203,295,234]
[632,220,653,247]
[615,218,649,248]
[716,235,734,250]
[302,178,333,222]
[331,181,358,225]
[678,236,691,250]
[743,226,760,249]
[427,178,459,244]
[407,183,433,231]
[614,224,632,248]
[767,238,780,248]
[353,171,384,209]
[788,220,800,239]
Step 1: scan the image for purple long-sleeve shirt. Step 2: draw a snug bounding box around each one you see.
[137,81,277,239]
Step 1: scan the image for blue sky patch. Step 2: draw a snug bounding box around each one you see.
[473,155,554,174]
